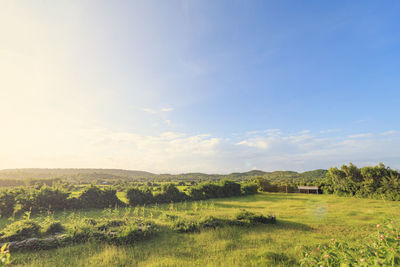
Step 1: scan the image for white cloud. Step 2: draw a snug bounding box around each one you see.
[160,107,174,112]
[381,130,397,136]
[140,108,158,114]
[140,107,174,114]
[348,133,374,139]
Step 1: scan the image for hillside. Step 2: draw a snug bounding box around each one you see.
[0,168,327,184]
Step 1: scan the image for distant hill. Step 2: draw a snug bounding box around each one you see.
[0,168,155,181]
[0,168,327,184]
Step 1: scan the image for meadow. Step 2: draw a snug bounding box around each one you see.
[5,192,399,266]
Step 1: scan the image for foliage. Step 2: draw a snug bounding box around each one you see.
[153,183,189,203]
[241,182,258,195]
[0,190,16,217]
[126,187,153,206]
[0,220,41,242]
[323,163,400,200]
[44,222,65,235]
[78,185,125,209]
[300,220,400,266]
[235,210,276,225]
[0,243,11,266]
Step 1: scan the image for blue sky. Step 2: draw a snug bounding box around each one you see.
[1,1,399,173]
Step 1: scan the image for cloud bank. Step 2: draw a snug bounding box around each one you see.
[1,127,399,173]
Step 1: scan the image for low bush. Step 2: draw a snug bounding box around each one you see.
[0,220,41,242]
[241,182,258,195]
[235,210,276,225]
[0,190,16,217]
[78,185,125,209]
[198,216,224,229]
[172,219,199,233]
[44,221,65,235]
[97,220,126,231]
[112,222,156,245]
[153,183,189,203]
[126,187,153,206]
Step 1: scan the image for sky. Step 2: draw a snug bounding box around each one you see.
[1,1,400,173]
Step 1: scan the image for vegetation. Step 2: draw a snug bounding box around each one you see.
[0,168,328,186]
[322,163,400,200]
[0,164,398,266]
[0,193,395,266]
[300,220,400,266]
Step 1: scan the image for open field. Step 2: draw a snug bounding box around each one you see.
[6,193,399,266]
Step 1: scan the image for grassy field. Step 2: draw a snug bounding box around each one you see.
[8,193,400,266]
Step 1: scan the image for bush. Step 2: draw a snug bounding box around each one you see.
[198,216,224,229]
[153,184,188,203]
[172,219,199,233]
[78,185,124,209]
[15,187,70,214]
[235,210,276,225]
[0,220,41,242]
[241,182,258,195]
[97,220,126,231]
[219,180,242,197]
[300,220,400,266]
[126,187,154,206]
[189,180,244,200]
[113,222,156,245]
[33,187,70,211]
[45,222,65,235]
[0,190,16,217]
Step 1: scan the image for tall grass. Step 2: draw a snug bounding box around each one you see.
[7,193,400,266]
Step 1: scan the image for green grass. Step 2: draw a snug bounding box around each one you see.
[8,193,400,266]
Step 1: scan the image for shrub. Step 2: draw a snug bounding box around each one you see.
[113,222,156,245]
[0,220,41,242]
[188,187,206,200]
[300,220,400,266]
[235,210,276,225]
[15,187,70,214]
[241,182,258,195]
[198,216,224,229]
[219,180,242,197]
[78,185,124,209]
[45,222,65,235]
[0,190,16,217]
[67,227,96,244]
[153,183,188,203]
[33,187,70,211]
[97,220,126,231]
[172,219,199,233]
[126,187,154,206]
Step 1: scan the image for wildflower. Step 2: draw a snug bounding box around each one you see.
[397,236,400,240]
[317,246,320,250]
[360,259,366,262]
[330,238,335,242]
[376,224,381,228]
[380,234,385,240]
[1,258,4,263]
[324,254,329,258]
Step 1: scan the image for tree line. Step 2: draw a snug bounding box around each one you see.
[322,163,400,200]
[0,180,257,218]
